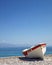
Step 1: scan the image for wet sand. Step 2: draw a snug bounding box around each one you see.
[0,55,52,65]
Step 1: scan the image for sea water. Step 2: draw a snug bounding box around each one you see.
[0,46,52,57]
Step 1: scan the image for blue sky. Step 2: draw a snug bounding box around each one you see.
[0,0,52,46]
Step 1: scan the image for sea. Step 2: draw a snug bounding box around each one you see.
[0,46,52,57]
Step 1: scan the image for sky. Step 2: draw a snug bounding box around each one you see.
[0,0,52,46]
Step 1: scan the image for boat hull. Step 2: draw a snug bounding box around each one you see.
[22,43,46,59]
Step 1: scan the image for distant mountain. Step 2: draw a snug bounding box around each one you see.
[0,43,31,48]
[0,43,17,48]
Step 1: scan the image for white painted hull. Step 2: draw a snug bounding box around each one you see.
[22,43,46,59]
[26,46,46,59]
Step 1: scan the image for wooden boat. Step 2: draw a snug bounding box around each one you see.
[22,43,46,59]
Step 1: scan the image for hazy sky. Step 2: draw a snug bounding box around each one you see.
[0,0,52,46]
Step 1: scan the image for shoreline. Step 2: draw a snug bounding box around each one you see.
[0,54,52,65]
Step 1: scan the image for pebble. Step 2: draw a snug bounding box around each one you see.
[0,55,52,65]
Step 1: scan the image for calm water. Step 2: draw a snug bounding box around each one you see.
[0,46,52,57]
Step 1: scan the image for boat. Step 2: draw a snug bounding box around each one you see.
[22,43,46,59]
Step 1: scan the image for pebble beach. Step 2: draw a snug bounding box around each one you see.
[0,55,52,65]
